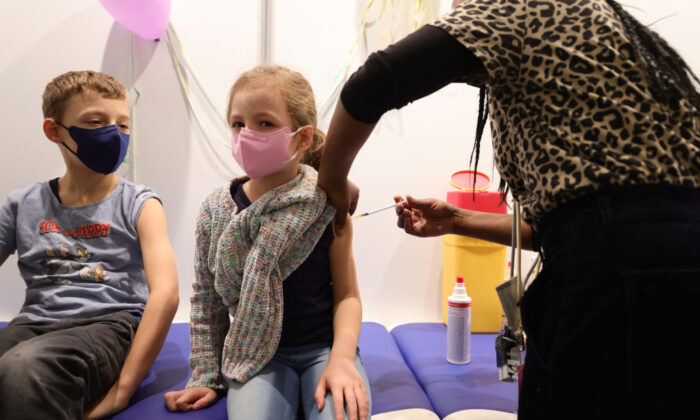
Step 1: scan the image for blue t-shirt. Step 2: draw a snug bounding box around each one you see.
[0,178,158,321]
[231,181,334,347]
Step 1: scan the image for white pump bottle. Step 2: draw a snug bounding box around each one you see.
[447,276,472,364]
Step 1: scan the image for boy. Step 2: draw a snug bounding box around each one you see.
[0,70,179,419]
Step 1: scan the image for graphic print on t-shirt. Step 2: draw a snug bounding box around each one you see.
[35,220,111,285]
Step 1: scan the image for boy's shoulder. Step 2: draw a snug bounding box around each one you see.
[111,179,161,228]
[4,179,157,206]
[117,178,159,204]
[3,178,159,226]
[5,181,48,202]
[1,182,53,214]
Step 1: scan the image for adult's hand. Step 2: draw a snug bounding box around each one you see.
[319,176,359,237]
[394,195,458,238]
[396,195,536,249]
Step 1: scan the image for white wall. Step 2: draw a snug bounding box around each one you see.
[0,1,698,326]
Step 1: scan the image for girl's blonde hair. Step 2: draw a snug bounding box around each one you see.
[227,65,325,170]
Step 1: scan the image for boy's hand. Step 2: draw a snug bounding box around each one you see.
[394,195,457,238]
[314,356,369,420]
[164,387,217,412]
[84,381,130,420]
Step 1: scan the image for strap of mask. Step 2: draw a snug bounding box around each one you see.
[285,126,305,138]
[282,126,307,163]
[54,121,79,157]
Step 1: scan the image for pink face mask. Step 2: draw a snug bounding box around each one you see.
[231,126,303,179]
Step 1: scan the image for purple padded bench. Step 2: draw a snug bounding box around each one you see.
[111,322,227,419]
[358,322,436,417]
[391,323,518,419]
[0,321,437,419]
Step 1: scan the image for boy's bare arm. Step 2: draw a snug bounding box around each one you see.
[85,198,179,419]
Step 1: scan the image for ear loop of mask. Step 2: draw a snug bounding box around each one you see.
[55,121,80,157]
[282,126,307,163]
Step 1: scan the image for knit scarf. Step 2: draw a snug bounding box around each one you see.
[215,165,336,382]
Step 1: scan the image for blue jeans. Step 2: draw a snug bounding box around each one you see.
[227,342,371,420]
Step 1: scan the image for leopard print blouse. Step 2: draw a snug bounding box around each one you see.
[430,0,700,225]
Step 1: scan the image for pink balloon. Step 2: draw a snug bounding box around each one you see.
[100,0,172,40]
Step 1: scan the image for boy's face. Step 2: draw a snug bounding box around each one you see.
[44,89,129,153]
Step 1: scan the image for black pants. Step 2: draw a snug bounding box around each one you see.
[518,186,700,419]
[0,312,137,420]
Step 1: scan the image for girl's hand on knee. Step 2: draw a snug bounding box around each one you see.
[314,357,369,420]
[163,387,217,412]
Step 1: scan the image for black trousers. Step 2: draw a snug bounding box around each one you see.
[518,186,700,419]
[0,311,137,420]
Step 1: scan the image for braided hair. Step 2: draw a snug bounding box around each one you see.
[605,0,700,110]
[469,0,700,197]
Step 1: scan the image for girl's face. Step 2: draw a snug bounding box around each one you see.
[229,84,314,164]
[228,84,294,135]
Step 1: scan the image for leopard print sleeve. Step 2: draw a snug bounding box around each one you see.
[430,0,527,85]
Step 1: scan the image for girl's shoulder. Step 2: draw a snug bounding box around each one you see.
[200,183,238,215]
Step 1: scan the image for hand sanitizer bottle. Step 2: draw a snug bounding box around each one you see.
[447,276,472,364]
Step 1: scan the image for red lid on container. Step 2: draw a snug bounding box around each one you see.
[446,170,507,214]
[450,170,491,192]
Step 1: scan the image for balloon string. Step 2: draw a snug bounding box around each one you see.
[318,0,434,119]
[167,23,230,132]
[414,0,434,30]
[318,0,377,119]
[381,0,387,49]
[125,31,139,183]
[164,26,238,176]
[165,27,230,150]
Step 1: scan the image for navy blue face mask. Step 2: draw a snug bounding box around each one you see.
[57,122,129,174]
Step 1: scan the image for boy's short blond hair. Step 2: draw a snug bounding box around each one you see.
[42,70,126,120]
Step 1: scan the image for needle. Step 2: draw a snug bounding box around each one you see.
[353,203,398,219]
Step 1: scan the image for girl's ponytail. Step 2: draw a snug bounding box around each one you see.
[301,128,325,171]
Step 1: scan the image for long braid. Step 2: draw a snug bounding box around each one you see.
[469,87,511,201]
[469,87,488,188]
[605,0,700,111]
[469,86,513,202]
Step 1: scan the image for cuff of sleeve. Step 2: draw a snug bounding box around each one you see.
[186,376,227,392]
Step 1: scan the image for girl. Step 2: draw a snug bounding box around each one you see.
[164,65,371,420]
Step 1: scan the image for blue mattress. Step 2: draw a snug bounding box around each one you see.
[358,322,435,415]
[0,321,435,418]
[111,322,228,419]
[391,323,518,418]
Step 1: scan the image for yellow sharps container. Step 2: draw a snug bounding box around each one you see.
[442,171,507,332]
